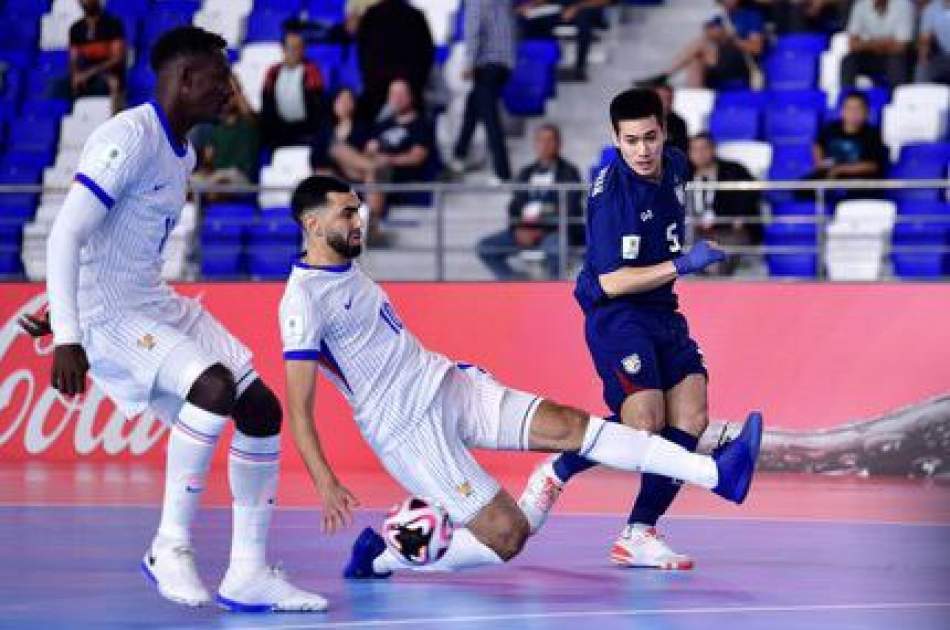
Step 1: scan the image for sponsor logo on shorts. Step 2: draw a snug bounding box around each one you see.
[622,353,641,375]
[621,235,641,260]
[456,481,473,497]
[137,334,157,350]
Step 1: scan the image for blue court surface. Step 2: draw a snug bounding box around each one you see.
[1,504,949,629]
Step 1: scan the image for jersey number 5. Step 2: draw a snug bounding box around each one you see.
[666,223,682,253]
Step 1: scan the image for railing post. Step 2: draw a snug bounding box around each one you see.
[434,187,445,281]
[557,187,568,279]
[192,185,203,280]
[816,184,826,280]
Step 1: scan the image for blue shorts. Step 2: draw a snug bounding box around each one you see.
[585,306,707,414]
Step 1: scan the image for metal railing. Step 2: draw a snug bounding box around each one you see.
[3,177,949,281]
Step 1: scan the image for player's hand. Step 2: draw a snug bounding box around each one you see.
[18,312,52,338]
[318,478,360,534]
[673,240,727,275]
[51,344,90,397]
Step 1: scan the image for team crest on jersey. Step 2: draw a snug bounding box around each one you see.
[282,314,304,344]
[621,353,641,375]
[675,183,686,206]
[621,235,641,260]
[137,334,157,351]
[93,143,124,173]
[457,481,473,497]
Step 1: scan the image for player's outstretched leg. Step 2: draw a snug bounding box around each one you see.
[523,401,761,506]
[143,364,236,607]
[344,491,530,579]
[216,379,328,613]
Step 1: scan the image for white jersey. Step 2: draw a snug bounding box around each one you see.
[73,101,196,324]
[279,261,454,452]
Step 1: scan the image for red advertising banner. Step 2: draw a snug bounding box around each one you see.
[2,282,949,476]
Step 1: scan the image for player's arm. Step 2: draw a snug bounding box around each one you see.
[284,359,360,533]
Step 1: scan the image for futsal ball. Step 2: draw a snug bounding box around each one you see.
[382,496,454,566]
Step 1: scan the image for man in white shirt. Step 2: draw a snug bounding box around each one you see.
[917,0,950,83]
[29,26,326,613]
[841,0,915,87]
[261,28,325,149]
[280,175,764,579]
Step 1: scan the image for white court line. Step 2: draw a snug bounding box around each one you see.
[225,602,950,629]
[0,503,947,528]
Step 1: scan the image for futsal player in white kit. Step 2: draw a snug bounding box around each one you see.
[280,176,764,578]
[26,27,327,612]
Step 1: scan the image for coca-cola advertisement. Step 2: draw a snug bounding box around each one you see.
[2,282,949,477]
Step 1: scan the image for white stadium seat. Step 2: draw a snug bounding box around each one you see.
[716,140,773,180]
[825,199,896,281]
[259,146,312,209]
[59,115,100,151]
[673,88,715,136]
[73,96,112,124]
[194,7,246,50]
[882,104,948,161]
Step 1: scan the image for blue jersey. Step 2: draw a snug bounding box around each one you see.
[574,147,689,314]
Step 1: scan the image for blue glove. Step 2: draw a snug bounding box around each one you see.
[673,240,727,275]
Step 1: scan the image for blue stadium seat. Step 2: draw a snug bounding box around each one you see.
[773,33,830,54]
[307,0,345,23]
[897,142,950,166]
[246,218,301,279]
[27,51,69,98]
[767,145,815,202]
[764,222,819,277]
[771,201,818,216]
[127,64,156,106]
[765,104,820,145]
[503,58,551,116]
[141,11,194,53]
[246,9,294,43]
[709,106,759,141]
[200,221,245,278]
[306,44,344,93]
[716,90,769,110]
[0,50,33,72]
[19,98,70,119]
[765,49,819,91]
[204,202,258,224]
[8,118,58,154]
[888,158,946,202]
[891,220,950,278]
[896,201,950,216]
[107,0,151,18]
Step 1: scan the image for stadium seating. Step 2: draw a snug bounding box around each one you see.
[825,199,896,280]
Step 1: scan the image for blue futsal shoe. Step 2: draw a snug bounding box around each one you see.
[343,527,393,579]
[712,411,763,504]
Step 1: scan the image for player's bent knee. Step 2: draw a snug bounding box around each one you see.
[186,363,237,416]
[232,379,283,437]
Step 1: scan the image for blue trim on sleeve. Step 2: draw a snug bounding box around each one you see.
[74,173,115,209]
[283,349,321,360]
[148,100,188,158]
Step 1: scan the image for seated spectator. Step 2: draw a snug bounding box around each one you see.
[648,0,765,89]
[517,0,610,81]
[688,132,761,275]
[331,79,436,244]
[653,82,689,155]
[752,0,848,33]
[916,0,950,83]
[310,87,373,178]
[261,28,326,149]
[810,92,887,182]
[841,0,915,88]
[478,123,583,279]
[191,75,259,202]
[64,0,127,113]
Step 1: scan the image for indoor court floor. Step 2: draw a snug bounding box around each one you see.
[1,464,948,629]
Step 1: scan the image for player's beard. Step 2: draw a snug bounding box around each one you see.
[327,230,362,259]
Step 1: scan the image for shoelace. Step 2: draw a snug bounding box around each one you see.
[711,423,732,457]
[171,545,196,561]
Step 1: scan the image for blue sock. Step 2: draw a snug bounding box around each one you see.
[551,415,619,483]
[627,426,700,527]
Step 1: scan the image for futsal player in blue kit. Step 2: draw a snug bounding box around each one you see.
[520,88,762,569]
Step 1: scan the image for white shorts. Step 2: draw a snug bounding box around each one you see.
[82,295,254,423]
[378,364,543,525]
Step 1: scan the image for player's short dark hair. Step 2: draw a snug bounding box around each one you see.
[291,175,353,225]
[150,26,227,74]
[691,131,715,146]
[841,91,869,108]
[609,88,665,133]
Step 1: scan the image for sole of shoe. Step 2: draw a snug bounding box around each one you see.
[609,547,695,570]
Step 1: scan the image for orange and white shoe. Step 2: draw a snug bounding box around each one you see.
[609,525,695,570]
[517,455,563,534]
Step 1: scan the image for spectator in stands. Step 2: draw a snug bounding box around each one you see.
[356,0,434,122]
[66,0,126,113]
[310,88,373,178]
[517,0,610,82]
[648,1,765,89]
[688,133,761,276]
[451,0,516,183]
[261,28,326,149]
[191,75,259,202]
[917,0,950,83]
[841,0,915,88]
[652,82,688,155]
[752,0,848,33]
[478,123,583,279]
[810,91,888,183]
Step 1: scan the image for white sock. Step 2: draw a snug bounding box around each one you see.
[580,416,718,490]
[227,431,280,574]
[372,528,503,574]
[155,403,228,547]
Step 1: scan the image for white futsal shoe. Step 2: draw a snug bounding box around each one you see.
[609,525,695,570]
[518,455,564,534]
[141,542,212,607]
[216,564,328,613]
